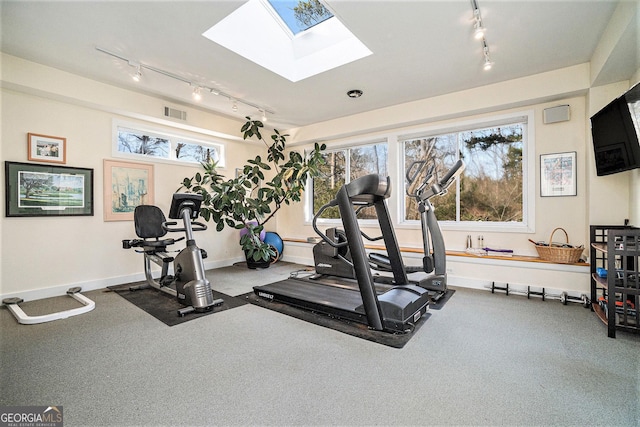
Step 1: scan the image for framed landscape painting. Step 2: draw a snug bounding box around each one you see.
[28,133,67,164]
[5,161,93,217]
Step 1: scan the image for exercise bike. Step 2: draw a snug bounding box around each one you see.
[122,193,223,316]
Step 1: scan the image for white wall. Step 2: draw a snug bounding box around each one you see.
[0,54,266,299]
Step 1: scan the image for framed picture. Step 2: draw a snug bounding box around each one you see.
[103,159,154,221]
[540,151,577,197]
[28,133,67,164]
[5,161,93,217]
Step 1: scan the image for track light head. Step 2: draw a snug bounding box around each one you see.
[192,87,202,101]
[131,64,142,82]
[473,22,485,40]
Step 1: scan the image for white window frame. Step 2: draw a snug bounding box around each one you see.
[112,119,226,168]
[397,110,535,233]
[306,138,389,225]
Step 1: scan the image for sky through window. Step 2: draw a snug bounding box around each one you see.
[267,0,333,35]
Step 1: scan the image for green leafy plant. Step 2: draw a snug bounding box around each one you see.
[178,117,326,263]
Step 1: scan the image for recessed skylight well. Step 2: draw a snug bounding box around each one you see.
[202,0,372,82]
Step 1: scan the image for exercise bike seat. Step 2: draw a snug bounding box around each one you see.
[134,205,176,249]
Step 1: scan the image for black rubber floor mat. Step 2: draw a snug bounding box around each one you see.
[430,289,456,310]
[107,284,247,326]
[239,291,431,348]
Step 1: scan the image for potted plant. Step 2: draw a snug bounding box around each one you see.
[178,117,326,268]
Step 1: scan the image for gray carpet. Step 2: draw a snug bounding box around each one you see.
[1,262,639,426]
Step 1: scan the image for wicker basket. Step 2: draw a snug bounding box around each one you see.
[533,228,584,264]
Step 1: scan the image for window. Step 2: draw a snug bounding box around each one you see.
[312,142,388,219]
[403,117,527,228]
[267,0,334,35]
[113,122,225,167]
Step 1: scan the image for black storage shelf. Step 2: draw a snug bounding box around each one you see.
[590,225,640,338]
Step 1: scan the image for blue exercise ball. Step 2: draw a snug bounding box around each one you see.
[264,232,284,261]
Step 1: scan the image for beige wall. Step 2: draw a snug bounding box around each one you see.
[281,96,590,251]
[586,81,637,227]
[1,54,264,298]
[1,52,637,299]
[278,81,595,293]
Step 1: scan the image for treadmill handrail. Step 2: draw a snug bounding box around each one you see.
[313,199,385,248]
[312,201,349,249]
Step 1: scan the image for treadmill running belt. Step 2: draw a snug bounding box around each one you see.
[255,278,368,325]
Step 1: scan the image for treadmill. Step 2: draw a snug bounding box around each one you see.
[310,159,466,303]
[253,174,430,333]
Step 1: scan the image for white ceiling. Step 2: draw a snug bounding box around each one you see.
[1,1,638,131]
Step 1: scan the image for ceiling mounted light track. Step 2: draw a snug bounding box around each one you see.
[95,46,275,116]
[470,0,493,71]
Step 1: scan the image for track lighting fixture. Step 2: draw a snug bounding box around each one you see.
[192,86,202,101]
[261,110,267,122]
[470,0,493,71]
[96,46,274,116]
[132,65,142,82]
[472,6,485,40]
[473,21,485,40]
[482,40,493,70]
[483,57,493,71]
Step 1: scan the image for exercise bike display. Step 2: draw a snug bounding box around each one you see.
[122,193,223,316]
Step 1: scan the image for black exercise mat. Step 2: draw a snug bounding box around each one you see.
[239,291,431,348]
[430,289,456,310]
[107,284,247,326]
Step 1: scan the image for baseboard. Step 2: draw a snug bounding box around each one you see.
[1,254,588,304]
[0,256,245,302]
[280,253,313,268]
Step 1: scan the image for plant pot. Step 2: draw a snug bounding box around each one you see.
[244,251,271,269]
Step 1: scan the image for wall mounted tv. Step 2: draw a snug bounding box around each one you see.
[590,82,640,176]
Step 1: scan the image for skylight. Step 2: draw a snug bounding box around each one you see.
[267,0,334,35]
[202,0,372,82]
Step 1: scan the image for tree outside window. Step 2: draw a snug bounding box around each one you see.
[313,142,388,219]
[403,122,524,224]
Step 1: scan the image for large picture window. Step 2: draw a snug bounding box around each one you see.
[312,142,388,219]
[113,121,225,167]
[403,117,527,228]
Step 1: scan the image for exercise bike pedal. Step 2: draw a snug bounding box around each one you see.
[200,248,208,259]
[159,275,175,287]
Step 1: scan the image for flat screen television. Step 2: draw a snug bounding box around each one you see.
[590,82,640,176]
